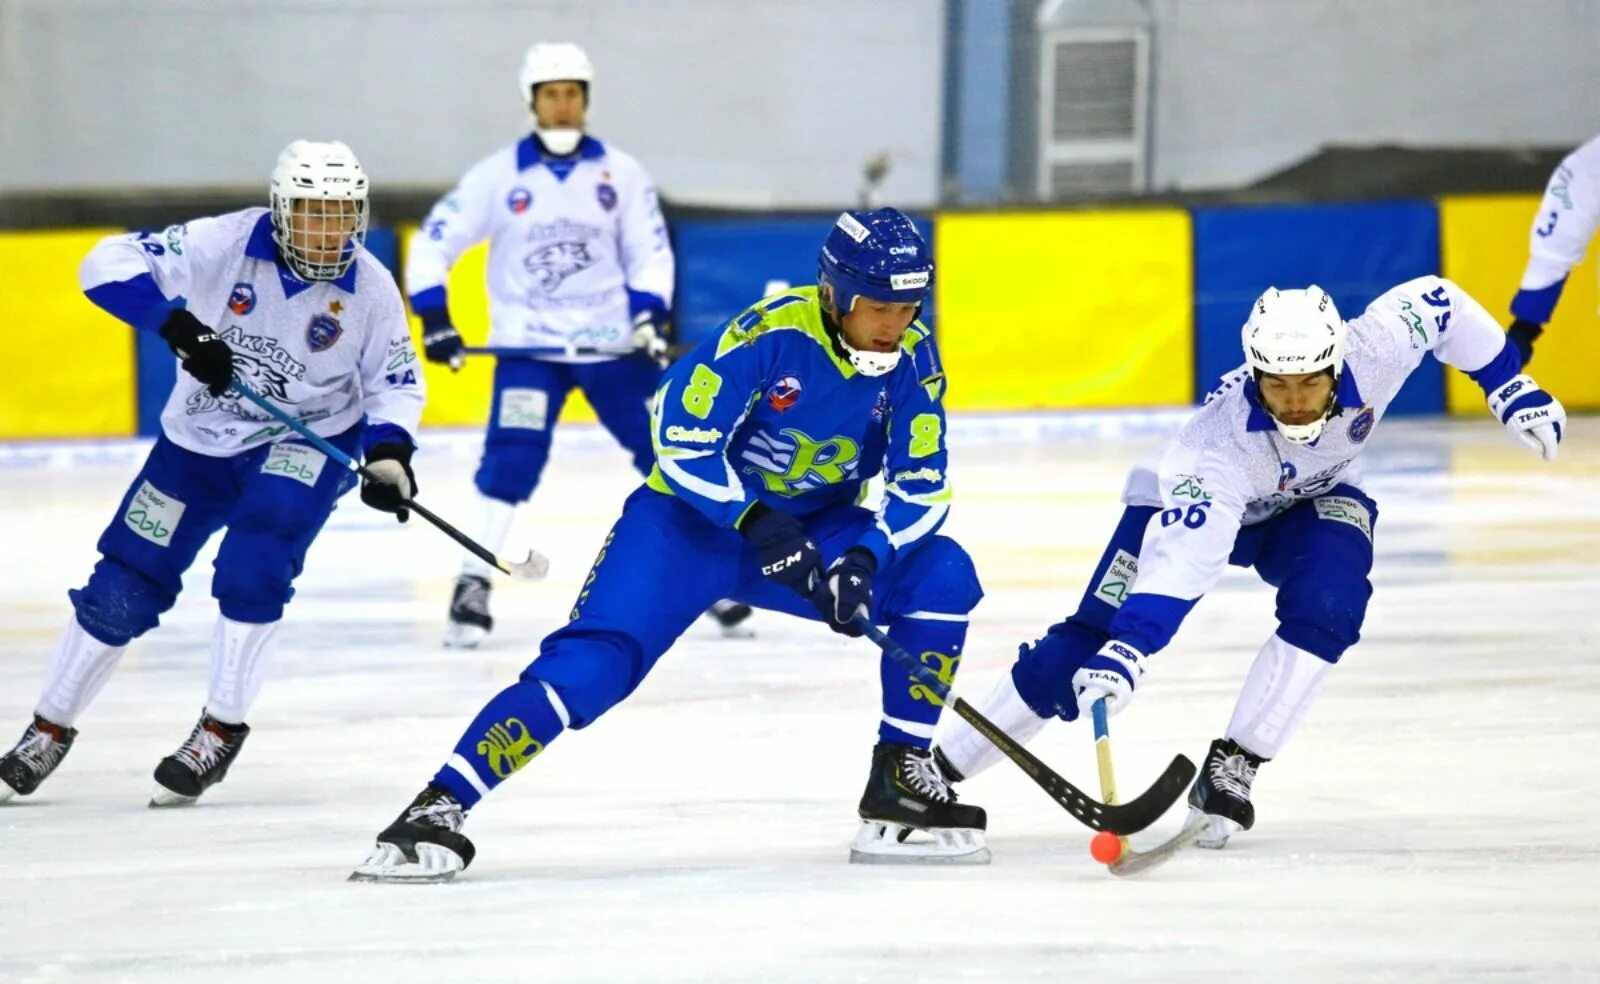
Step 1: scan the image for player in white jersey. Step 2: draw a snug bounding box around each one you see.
[0,141,425,808]
[408,42,751,647]
[934,277,1566,848]
[1507,133,1600,363]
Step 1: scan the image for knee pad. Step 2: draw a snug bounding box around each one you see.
[521,629,646,729]
[69,558,176,646]
[474,434,553,504]
[896,536,984,615]
[1274,549,1371,663]
[1009,616,1107,721]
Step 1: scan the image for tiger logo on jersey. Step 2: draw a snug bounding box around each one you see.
[523,241,595,294]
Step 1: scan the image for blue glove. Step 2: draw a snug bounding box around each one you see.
[738,502,824,599]
[419,307,465,371]
[1486,373,1565,461]
[815,548,875,637]
[1073,640,1147,718]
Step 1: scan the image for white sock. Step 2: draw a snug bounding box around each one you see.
[1225,634,1333,760]
[933,670,1048,780]
[35,616,128,727]
[205,616,281,726]
[461,493,516,579]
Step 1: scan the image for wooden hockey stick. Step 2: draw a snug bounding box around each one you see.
[225,376,549,579]
[1091,698,1208,876]
[854,618,1193,836]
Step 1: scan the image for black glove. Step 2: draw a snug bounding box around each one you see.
[738,501,824,599]
[159,308,234,396]
[419,307,465,370]
[815,548,876,637]
[360,443,417,522]
[1506,319,1544,367]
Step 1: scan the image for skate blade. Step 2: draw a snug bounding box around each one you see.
[442,624,488,650]
[348,841,466,884]
[149,784,200,808]
[1186,806,1241,849]
[848,821,990,865]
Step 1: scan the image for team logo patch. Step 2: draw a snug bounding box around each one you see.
[1276,461,1298,492]
[228,283,256,315]
[596,183,618,211]
[305,313,342,353]
[768,375,803,413]
[507,187,533,214]
[1347,406,1375,443]
[871,388,890,420]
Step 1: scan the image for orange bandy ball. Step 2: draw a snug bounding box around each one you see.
[1090,831,1123,864]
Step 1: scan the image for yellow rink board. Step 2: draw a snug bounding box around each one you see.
[396,224,597,428]
[933,210,1194,410]
[1440,194,1600,412]
[0,229,136,439]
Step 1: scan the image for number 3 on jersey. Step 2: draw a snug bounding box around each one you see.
[681,363,724,420]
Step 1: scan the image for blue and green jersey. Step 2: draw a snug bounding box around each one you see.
[647,286,951,569]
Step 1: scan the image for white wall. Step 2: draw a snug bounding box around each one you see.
[0,0,946,207]
[1145,0,1600,190]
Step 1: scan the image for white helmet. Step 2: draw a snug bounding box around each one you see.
[1241,286,1345,444]
[269,139,368,282]
[519,42,592,156]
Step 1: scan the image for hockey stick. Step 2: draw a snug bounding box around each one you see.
[462,341,694,364]
[853,618,1194,836]
[224,376,550,579]
[1091,698,1208,876]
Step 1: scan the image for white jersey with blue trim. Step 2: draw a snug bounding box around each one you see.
[1514,133,1600,324]
[79,207,424,458]
[1119,276,1514,622]
[405,135,673,363]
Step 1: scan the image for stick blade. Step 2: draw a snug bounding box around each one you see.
[503,549,551,580]
[1108,814,1210,877]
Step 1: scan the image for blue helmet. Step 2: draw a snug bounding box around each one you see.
[817,208,933,314]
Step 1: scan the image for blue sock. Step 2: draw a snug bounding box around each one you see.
[431,677,567,809]
[877,616,968,749]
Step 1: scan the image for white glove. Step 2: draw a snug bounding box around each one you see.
[1073,640,1147,718]
[1487,373,1565,461]
[630,311,670,367]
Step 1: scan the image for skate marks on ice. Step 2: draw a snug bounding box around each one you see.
[1,420,1598,980]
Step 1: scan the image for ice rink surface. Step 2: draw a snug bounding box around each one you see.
[2,413,1597,983]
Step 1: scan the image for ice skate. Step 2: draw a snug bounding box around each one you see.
[0,716,77,802]
[1186,737,1265,849]
[350,783,476,883]
[444,574,493,649]
[851,742,989,865]
[705,599,755,639]
[150,711,251,807]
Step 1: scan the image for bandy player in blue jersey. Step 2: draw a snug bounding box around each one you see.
[353,209,993,882]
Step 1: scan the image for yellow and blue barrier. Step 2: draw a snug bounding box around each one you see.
[6,194,1598,441]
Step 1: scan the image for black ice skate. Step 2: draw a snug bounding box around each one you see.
[851,742,989,864]
[1186,737,1267,849]
[150,711,251,807]
[349,783,476,883]
[0,715,78,802]
[444,574,493,649]
[704,599,755,639]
